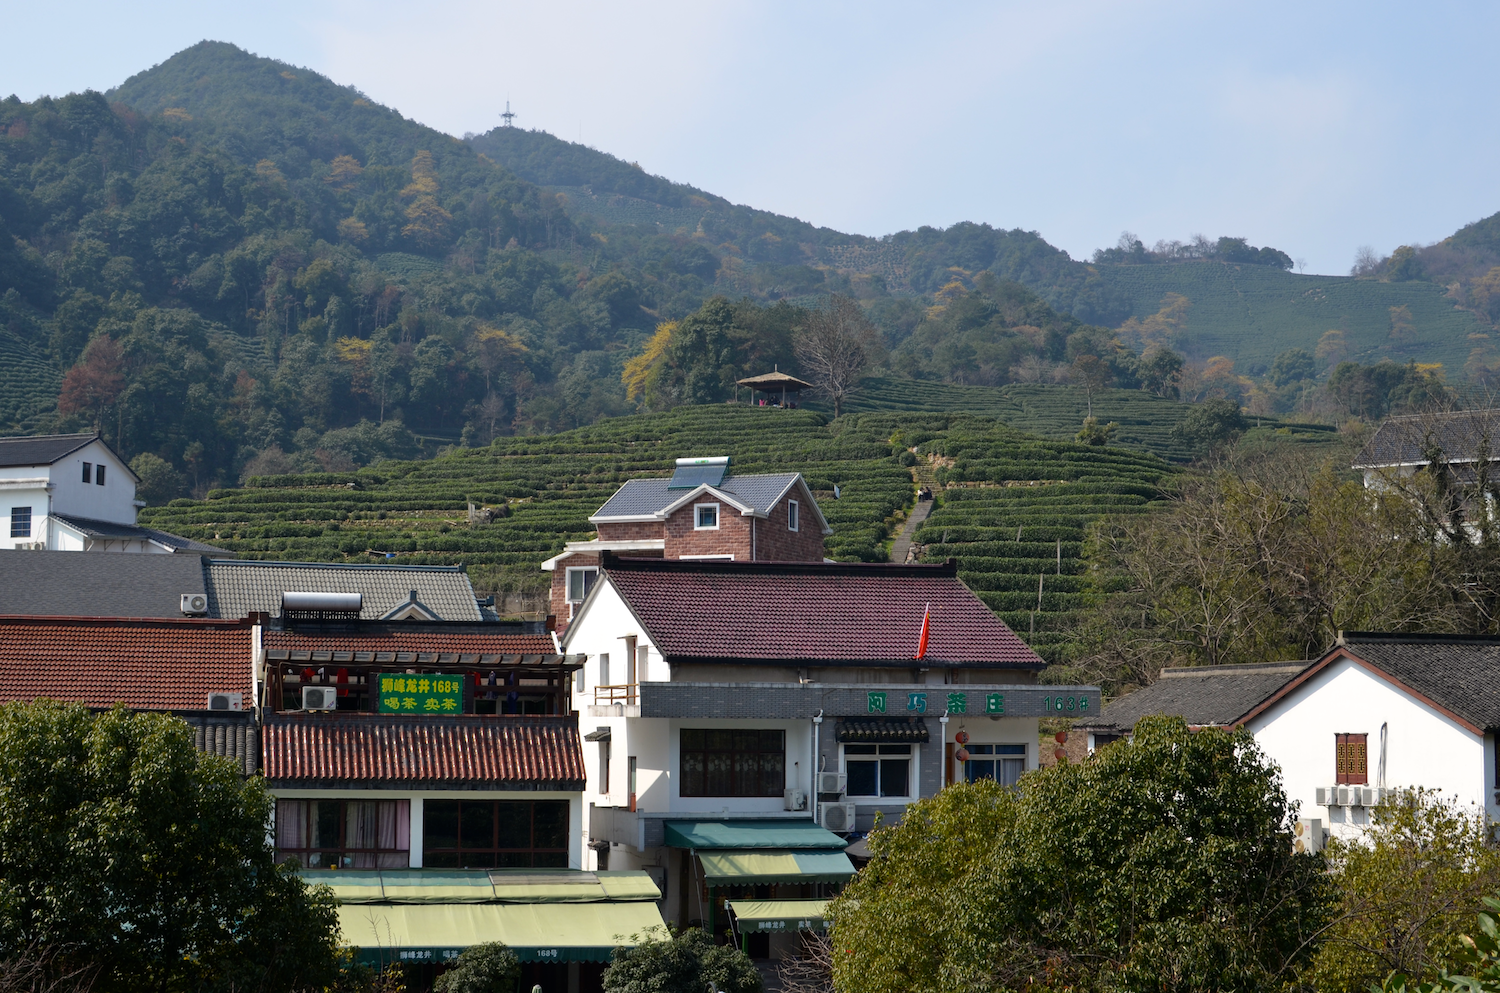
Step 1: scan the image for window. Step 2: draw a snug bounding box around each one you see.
[694,503,719,530]
[845,744,912,798]
[423,799,569,868]
[628,756,638,810]
[566,567,598,603]
[81,462,91,483]
[964,744,1026,787]
[788,499,799,532]
[599,652,610,686]
[9,508,30,539]
[1335,733,1368,785]
[275,798,410,869]
[95,464,105,486]
[680,729,785,796]
[600,740,611,794]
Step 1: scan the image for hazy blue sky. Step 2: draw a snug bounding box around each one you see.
[3,1,1496,275]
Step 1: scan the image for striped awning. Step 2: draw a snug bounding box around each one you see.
[698,851,856,885]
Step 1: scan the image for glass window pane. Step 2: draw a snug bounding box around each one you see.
[498,852,532,868]
[995,744,1027,756]
[275,800,306,849]
[761,752,785,795]
[424,852,460,869]
[965,760,996,784]
[424,800,459,850]
[534,851,568,868]
[999,758,1025,787]
[880,759,909,797]
[533,801,568,849]
[681,749,704,796]
[879,745,911,755]
[844,744,877,755]
[847,760,878,797]
[462,851,499,869]
[705,752,732,795]
[681,728,704,750]
[462,801,496,850]
[496,802,531,849]
[311,800,341,850]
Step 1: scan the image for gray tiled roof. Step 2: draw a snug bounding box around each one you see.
[1353,410,1500,468]
[205,560,482,621]
[1336,635,1500,731]
[0,548,209,618]
[52,513,230,554]
[592,473,801,520]
[1087,661,1312,732]
[0,433,97,468]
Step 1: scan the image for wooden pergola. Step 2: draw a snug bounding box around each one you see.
[736,370,812,407]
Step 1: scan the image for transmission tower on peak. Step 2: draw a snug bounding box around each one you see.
[500,100,516,128]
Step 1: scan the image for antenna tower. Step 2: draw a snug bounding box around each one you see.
[500,100,516,128]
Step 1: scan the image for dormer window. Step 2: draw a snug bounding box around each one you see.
[82,462,92,483]
[694,503,719,530]
[95,465,105,486]
[788,499,799,532]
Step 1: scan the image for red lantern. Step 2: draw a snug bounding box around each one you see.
[954,730,970,745]
[955,747,970,762]
[1053,747,1067,762]
[1054,731,1068,744]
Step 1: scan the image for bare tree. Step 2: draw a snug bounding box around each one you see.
[777,933,835,993]
[795,295,878,418]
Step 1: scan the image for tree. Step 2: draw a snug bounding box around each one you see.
[433,942,520,993]
[57,336,124,433]
[1269,348,1315,388]
[1379,897,1500,993]
[1076,415,1117,446]
[127,452,184,505]
[1172,397,1246,453]
[830,716,1335,993]
[1138,347,1185,398]
[1070,353,1112,417]
[795,295,877,417]
[0,701,342,992]
[1311,790,1500,993]
[602,928,761,993]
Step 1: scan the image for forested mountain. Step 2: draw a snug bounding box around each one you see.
[0,40,1495,501]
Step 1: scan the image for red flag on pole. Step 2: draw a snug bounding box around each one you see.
[914,604,931,660]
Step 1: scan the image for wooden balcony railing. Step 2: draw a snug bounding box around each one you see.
[593,683,638,706]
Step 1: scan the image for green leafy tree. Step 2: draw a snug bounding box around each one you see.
[1171,397,1246,453]
[1138,347,1185,398]
[830,716,1335,993]
[1075,415,1118,446]
[0,701,342,993]
[128,452,185,505]
[1310,790,1500,993]
[1379,897,1500,993]
[433,942,520,993]
[602,928,761,993]
[1269,347,1315,387]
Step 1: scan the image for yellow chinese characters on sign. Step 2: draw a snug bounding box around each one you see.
[377,673,464,715]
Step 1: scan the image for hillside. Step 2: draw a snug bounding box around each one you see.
[139,405,1181,663]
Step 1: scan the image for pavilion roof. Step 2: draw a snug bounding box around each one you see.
[737,371,811,389]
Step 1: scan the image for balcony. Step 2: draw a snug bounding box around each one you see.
[590,683,640,717]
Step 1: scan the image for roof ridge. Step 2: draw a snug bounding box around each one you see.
[210,559,465,572]
[0,614,247,627]
[601,553,957,577]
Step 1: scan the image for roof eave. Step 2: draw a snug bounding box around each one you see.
[659,653,1044,670]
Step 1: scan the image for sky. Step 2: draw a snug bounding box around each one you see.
[2,0,1497,275]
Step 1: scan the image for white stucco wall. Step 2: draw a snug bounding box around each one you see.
[47,440,138,523]
[1247,656,1495,837]
[0,483,49,548]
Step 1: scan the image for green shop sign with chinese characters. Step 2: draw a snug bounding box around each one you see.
[867,690,1091,717]
[378,674,464,715]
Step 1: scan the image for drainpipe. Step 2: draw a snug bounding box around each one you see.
[812,710,823,821]
[1378,722,1388,790]
[939,711,950,789]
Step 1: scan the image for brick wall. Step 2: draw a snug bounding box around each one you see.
[752,491,827,562]
[549,551,602,629]
[662,502,754,559]
[596,521,665,542]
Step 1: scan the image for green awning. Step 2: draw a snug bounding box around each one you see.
[698,850,856,885]
[307,869,661,905]
[727,899,830,933]
[664,820,849,849]
[338,901,668,965]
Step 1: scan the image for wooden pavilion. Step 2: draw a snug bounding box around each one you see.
[736,370,812,408]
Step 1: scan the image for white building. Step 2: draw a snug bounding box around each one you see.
[0,433,216,553]
[1081,634,1500,843]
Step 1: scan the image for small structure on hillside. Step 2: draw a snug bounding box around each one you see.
[737,370,811,408]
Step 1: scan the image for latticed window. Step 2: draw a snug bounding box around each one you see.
[275,798,410,869]
[680,729,785,796]
[422,799,569,868]
[1335,733,1368,785]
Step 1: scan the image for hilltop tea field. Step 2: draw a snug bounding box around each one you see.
[142,407,1182,661]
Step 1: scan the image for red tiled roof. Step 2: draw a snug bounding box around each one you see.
[0,615,251,711]
[598,557,1043,667]
[262,714,585,787]
[264,629,558,657]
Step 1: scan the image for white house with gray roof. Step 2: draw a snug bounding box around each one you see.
[0,433,220,553]
[541,457,831,629]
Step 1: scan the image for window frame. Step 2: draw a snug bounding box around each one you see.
[274,798,411,869]
[788,499,799,532]
[565,566,598,604]
[693,502,720,530]
[679,728,786,797]
[95,464,105,486]
[421,798,570,869]
[9,507,31,539]
[842,743,916,800]
[1335,733,1369,785]
[963,743,1027,787]
[81,462,91,483]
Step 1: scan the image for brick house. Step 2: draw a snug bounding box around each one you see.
[542,457,830,630]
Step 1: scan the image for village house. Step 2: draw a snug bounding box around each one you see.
[541,456,828,630]
[562,551,1099,956]
[0,433,223,553]
[1079,633,1500,845]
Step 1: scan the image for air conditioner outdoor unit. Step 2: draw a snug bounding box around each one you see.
[302,686,338,711]
[181,593,209,615]
[819,802,857,833]
[816,772,846,795]
[783,788,807,811]
[1362,787,1386,807]
[207,692,242,712]
[1292,817,1323,854]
